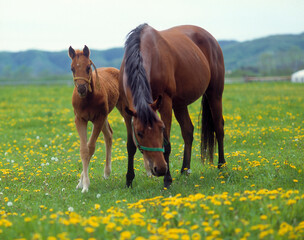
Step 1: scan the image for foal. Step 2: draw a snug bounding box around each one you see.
[68,45,120,193]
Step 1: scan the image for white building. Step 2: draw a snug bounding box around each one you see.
[291,70,304,83]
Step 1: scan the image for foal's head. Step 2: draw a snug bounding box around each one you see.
[126,97,168,177]
[68,45,92,98]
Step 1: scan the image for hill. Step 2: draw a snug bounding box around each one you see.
[220,33,304,76]
[0,48,124,81]
[0,32,304,81]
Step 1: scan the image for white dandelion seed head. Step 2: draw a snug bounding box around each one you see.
[7,202,13,207]
[68,207,74,212]
[96,194,101,198]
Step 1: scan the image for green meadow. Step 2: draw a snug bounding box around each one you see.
[0,82,303,240]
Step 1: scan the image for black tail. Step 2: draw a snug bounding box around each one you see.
[124,23,156,126]
[201,94,215,163]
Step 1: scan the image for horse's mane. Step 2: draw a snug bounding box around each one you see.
[124,23,156,126]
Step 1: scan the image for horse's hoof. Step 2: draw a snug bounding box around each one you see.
[126,181,133,188]
[218,162,226,169]
[164,178,172,188]
[164,181,172,189]
[181,168,191,175]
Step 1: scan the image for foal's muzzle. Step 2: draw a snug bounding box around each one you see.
[77,84,87,97]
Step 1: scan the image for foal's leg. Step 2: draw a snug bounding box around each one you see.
[173,106,194,174]
[75,117,90,193]
[101,118,113,179]
[206,93,225,168]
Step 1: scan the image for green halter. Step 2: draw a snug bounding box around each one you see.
[131,119,165,153]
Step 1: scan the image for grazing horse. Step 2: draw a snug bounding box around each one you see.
[68,45,120,193]
[120,24,225,188]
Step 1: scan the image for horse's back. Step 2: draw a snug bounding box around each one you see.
[160,25,225,100]
[170,25,225,94]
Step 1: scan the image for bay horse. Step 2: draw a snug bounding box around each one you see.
[68,45,120,193]
[120,24,225,188]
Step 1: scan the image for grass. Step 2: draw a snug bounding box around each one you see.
[0,82,303,240]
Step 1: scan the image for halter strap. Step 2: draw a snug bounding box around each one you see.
[73,60,100,92]
[131,119,165,153]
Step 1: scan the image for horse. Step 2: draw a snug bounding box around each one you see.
[68,45,120,193]
[119,24,226,188]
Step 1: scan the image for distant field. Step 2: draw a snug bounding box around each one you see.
[0,82,303,239]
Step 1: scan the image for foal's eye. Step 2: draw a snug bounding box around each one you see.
[86,66,91,74]
[71,67,75,73]
[137,132,143,138]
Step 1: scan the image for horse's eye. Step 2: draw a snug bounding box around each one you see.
[86,66,91,74]
[71,67,75,73]
[137,132,143,138]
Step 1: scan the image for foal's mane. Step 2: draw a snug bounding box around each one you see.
[124,23,156,126]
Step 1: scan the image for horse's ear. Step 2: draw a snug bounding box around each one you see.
[83,45,90,57]
[68,46,76,59]
[125,107,137,117]
[151,95,162,111]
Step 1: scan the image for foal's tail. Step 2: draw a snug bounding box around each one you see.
[200,94,215,163]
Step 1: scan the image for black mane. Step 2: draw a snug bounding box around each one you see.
[124,23,156,126]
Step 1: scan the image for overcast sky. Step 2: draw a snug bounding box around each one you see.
[0,0,303,52]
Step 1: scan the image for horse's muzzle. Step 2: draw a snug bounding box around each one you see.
[152,165,167,177]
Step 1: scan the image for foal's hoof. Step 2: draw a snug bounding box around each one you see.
[76,182,83,190]
[81,187,89,193]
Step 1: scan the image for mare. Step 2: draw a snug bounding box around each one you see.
[69,45,120,193]
[120,24,226,188]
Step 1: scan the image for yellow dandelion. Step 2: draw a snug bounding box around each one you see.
[260,215,267,220]
[85,227,95,233]
[191,232,201,240]
[120,231,132,240]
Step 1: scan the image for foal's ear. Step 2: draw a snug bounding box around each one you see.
[151,95,162,111]
[68,46,76,59]
[83,45,90,57]
[125,107,137,117]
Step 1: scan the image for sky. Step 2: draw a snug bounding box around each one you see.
[0,0,304,52]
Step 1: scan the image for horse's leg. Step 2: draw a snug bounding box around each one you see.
[75,117,90,192]
[125,115,137,187]
[159,94,173,188]
[206,93,225,168]
[100,118,113,179]
[173,106,194,174]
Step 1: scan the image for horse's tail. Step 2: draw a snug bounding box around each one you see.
[200,94,215,163]
[124,23,156,126]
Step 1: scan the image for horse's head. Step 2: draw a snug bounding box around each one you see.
[126,97,168,177]
[68,45,92,98]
